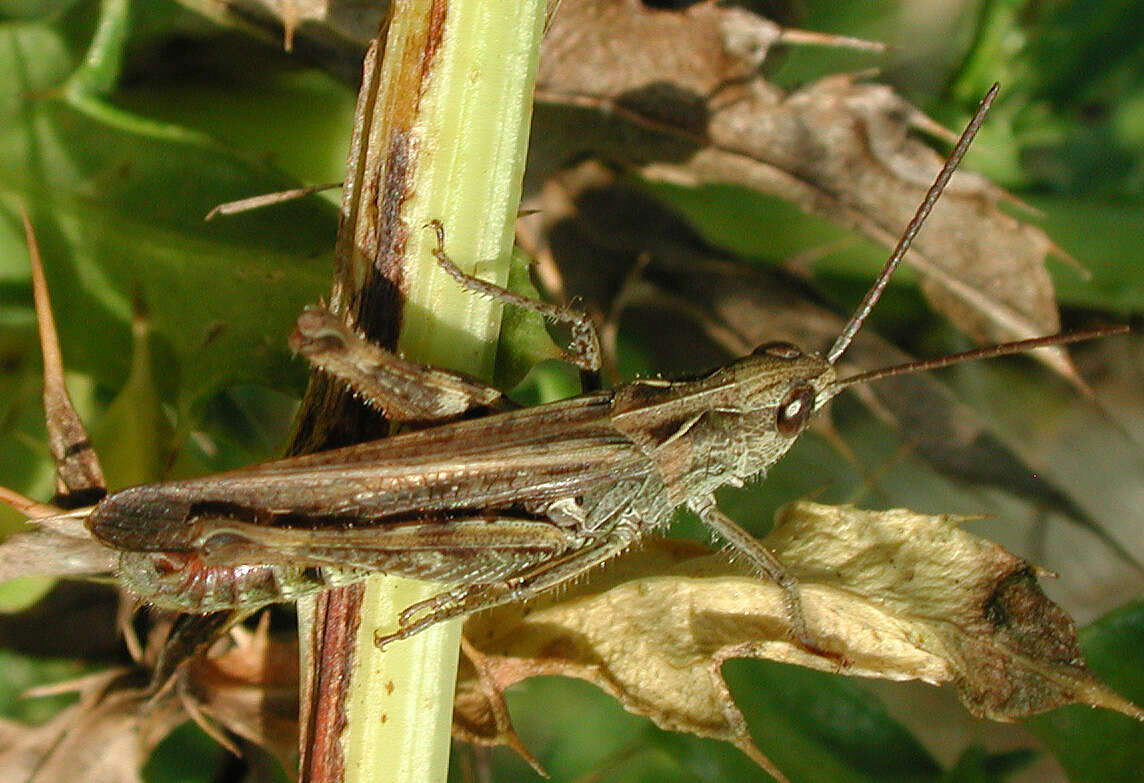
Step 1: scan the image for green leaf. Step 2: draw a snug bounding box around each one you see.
[142,723,228,783]
[89,309,167,488]
[0,5,337,434]
[0,648,84,723]
[939,746,1036,783]
[725,660,942,783]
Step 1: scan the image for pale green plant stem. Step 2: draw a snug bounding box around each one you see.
[334,1,547,781]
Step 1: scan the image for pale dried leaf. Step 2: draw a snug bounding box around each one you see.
[173,0,383,70]
[454,637,545,774]
[458,502,1143,768]
[172,0,562,77]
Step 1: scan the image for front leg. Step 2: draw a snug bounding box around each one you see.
[426,219,602,387]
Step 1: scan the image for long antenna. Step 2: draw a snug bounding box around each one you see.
[835,325,1129,389]
[826,82,999,365]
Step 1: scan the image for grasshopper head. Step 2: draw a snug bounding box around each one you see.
[692,341,842,487]
[736,341,838,437]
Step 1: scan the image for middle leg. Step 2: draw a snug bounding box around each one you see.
[376,529,637,647]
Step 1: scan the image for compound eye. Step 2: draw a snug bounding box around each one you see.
[753,341,802,359]
[776,383,815,437]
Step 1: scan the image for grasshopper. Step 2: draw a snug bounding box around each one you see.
[75,84,1121,652]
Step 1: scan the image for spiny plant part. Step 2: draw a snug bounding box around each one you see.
[8,82,1121,653]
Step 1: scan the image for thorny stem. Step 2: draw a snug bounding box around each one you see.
[291,1,548,782]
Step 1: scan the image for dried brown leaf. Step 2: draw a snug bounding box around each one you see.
[457,502,1143,770]
[171,0,1076,380]
[0,617,305,783]
[0,669,181,783]
[183,620,301,766]
[529,0,1077,382]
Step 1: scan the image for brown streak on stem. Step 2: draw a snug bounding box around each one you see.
[358,129,413,348]
[296,3,458,780]
[331,39,380,313]
[301,586,365,783]
[420,0,448,85]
